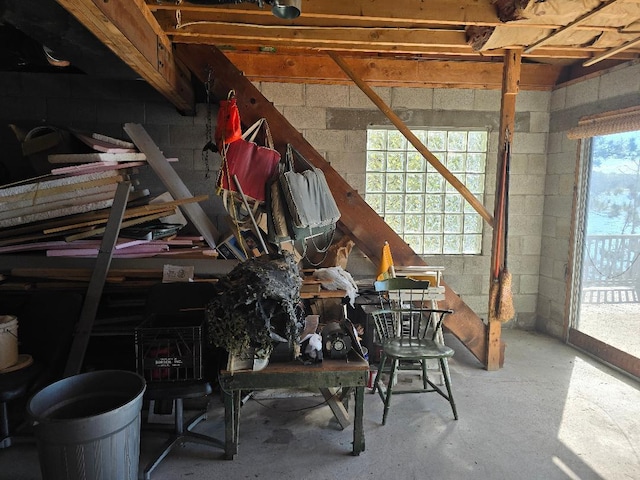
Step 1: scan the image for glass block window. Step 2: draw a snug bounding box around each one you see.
[365,128,487,255]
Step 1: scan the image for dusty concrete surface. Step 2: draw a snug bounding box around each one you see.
[1,329,638,480]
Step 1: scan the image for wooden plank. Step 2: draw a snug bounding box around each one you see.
[123,123,219,249]
[0,198,116,229]
[0,232,60,248]
[64,181,131,377]
[11,267,164,279]
[0,190,150,244]
[568,328,640,379]
[48,152,147,163]
[176,45,492,367]
[42,206,176,235]
[92,133,135,149]
[71,131,137,153]
[47,244,169,257]
[583,35,640,67]
[42,195,206,234]
[51,161,146,176]
[0,170,117,198]
[0,174,123,206]
[0,240,99,255]
[0,185,119,221]
[0,255,238,276]
[56,0,194,112]
[64,210,173,242]
[329,51,493,226]
[320,387,351,430]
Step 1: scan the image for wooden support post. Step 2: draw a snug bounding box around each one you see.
[64,181,131,377]
[487,49,521,371]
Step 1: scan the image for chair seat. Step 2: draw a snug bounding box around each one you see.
[383,338,454,360]
[0,364,42,403]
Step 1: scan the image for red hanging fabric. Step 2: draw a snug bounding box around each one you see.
[214,90,242,151]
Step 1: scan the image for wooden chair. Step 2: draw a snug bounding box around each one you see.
[371,278,458,425]
[138,282,223,480]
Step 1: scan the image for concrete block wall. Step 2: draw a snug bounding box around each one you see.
[0,70,551,328]
[256,82,550,326]
[540,60,640,338]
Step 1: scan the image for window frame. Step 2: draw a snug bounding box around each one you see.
[364,126,488,255]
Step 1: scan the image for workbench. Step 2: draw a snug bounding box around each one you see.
[219,355,369,459]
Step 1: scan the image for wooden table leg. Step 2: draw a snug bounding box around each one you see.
[224,389,241,459]
[352,385,365,455]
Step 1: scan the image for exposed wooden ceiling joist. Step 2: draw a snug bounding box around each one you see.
[147,0,640,63]
[56,0,194,113]
[222,51,562,90]
[149,0,501,27]
[167,24,467,52]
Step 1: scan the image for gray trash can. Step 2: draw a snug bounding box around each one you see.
[27,370,146,480]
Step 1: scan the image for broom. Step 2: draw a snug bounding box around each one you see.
[494,138,515,322]
[488,140,505,322]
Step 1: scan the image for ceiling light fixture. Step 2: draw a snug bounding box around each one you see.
[272,0,301,19]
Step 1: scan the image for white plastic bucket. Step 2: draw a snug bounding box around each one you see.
[0,315,18,370]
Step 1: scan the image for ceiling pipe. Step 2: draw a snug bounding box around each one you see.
[185,0,301,19]
[271,0,301,19]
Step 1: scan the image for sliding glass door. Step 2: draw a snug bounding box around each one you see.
[570,131,640,377]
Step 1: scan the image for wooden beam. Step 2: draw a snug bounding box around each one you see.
[220,51,562,91]
[150,0,500,26]
[123,123,219,249]
[583,35,640,67]
[486,49,521,371]
[56,0,194,113]
[176,44,495,367]
[329,52,493,226]
[568,328,640,379]
[168,24,467,51]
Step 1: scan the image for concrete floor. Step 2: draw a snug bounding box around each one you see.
[1,329,639,480]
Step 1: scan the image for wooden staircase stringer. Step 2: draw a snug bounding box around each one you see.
[176,44,501,368]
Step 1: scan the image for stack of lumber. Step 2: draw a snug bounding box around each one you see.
[0,130,214,262]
